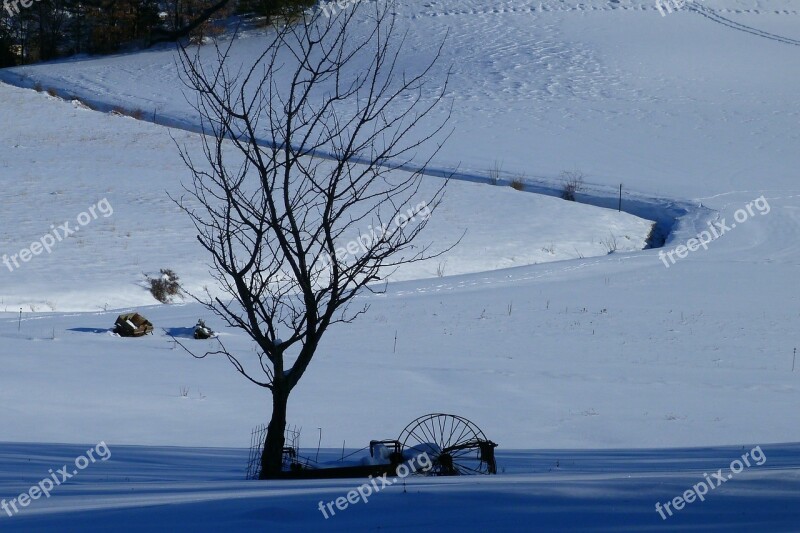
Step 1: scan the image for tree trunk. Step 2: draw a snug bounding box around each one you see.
[259,388,289,479]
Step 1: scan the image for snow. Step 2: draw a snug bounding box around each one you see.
[1,0,799,530]
[0,83,653,311]
[1,443,799,530]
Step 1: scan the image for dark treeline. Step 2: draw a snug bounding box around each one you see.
[0,0,314,67]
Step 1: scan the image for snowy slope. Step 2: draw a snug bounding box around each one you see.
[0,0,795,450]
[2,0,799,200]
[0,83,653,312]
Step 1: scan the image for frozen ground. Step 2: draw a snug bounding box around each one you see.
[1,0,799,530]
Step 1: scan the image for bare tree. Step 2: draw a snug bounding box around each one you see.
[173,2,453,478]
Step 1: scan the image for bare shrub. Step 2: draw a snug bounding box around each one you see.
[46,88,58,98]
[600,234,618,254]
[510,177,525,191]
[561,171,584,201]
[112,107,144,120]
[147,268,182,303]
[489,160,502,185]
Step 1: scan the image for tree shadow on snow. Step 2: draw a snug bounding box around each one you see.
[68,327,112,334]
[164,327,195,339]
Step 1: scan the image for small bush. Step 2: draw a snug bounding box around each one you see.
[600,234,618,254]
[147,268,182,303]
[33,82,43,92]
[46,88,58,98]
[488,160,502,186]
[560,171,584,201]
[510,177,525,191]
[111,107,144,120]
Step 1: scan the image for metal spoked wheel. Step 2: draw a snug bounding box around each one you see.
[398,413,498,475]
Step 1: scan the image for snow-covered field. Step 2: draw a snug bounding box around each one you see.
[2,443,799,531]
[1,0,799,530]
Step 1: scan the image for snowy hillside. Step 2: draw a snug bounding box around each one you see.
[0,86,654,312]
[1,0,799,530]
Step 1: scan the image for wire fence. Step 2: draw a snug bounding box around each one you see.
[246,423,310,479]
[246,424,267,480]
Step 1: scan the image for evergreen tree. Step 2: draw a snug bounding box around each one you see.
[0,0,319,65]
